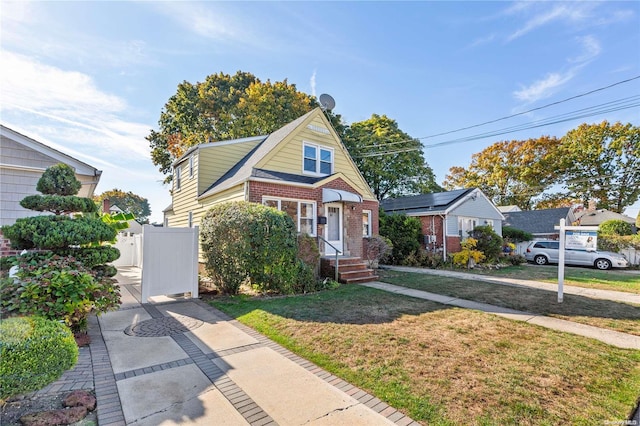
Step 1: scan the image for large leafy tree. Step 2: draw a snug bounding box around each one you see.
[343,114,440,200]
[147,71,343,182]
[94,189,151,223]
[558,121,639,213]
[443,136,561,209]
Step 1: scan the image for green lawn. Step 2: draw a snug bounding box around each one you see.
[379,269,640,336]
[464,263,640,293]
[212,286,640,425]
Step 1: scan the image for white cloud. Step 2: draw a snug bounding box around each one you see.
[0,51,151,160]
[568,35,601,63]
[468,33,496,48]
[151,2,238,41]
[507,5,574,41]
[513,72,575,103]
[310,70,317,98]
[512,35,602,103]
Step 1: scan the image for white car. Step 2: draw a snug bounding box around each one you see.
[524,240,629,270]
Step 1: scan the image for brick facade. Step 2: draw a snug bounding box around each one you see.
[0,231,21,257]
[416,215,462,258]
[248,178,379,258]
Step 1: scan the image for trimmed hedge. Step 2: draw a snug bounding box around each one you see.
[0,316,78,400]
[201,201,299,295]
[20,195,98,214]
[36,163,81,196]
[2,215,117,250]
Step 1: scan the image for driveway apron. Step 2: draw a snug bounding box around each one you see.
[92,267,418,426]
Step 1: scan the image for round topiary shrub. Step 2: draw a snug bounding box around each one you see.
[0,316,78,400]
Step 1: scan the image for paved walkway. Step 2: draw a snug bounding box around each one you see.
[68,267,418,426]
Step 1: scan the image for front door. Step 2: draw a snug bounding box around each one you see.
[325,203,343,255]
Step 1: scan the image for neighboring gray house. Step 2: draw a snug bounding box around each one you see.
[502,207,571,240]
[1,125,102,254]
[574,208,636,227]
[381,188,504,259]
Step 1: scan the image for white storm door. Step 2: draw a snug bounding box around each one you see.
[325,203,343,255]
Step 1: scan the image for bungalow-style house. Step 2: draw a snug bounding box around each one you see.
[0,125,102,255]
[380,188,504,259]
[164,108,379,283]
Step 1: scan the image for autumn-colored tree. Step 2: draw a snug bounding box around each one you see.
[94,189,151,223]
[533,193,582,210]
[343,114,440,200]
[558,121,639,213]
[147,71,343,182]
[443,136,561,209]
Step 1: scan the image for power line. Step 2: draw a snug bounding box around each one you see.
[349,76,640,158]
[418,75,640,139]
[353,95,639,157]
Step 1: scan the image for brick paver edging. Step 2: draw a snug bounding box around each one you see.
[88,314,126,426]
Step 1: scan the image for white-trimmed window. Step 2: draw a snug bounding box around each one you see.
[458,217,477,238]
[189,156,194,178]
[362,210,372,237]
[174,165,182,191]
[263,197,316,236]
[303,142,333,176]
[188,211,193,228]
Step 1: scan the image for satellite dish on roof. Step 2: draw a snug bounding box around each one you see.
[319,94,336,111]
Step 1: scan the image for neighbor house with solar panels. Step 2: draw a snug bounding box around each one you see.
[163,108,379,283]
[380,188,504,259]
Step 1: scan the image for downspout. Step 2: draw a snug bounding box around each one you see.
[441,214,446,262]
[244,181,249,201]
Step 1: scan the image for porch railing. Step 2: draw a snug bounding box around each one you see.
[317,235,342,282]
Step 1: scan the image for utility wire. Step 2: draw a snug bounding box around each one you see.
[353,96,639,157]
[418,75,640,139]
[348,76,640,158]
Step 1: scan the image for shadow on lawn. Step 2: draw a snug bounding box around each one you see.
[212,285,455,325]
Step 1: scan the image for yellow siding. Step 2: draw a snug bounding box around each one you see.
[197,140,260,194]
[171,146,247,226]
[257,113,376,200]
[170,156,200,228]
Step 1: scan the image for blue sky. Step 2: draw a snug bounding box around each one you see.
[1,1,639,223]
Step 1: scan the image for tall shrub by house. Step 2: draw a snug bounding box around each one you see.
[469,225,503,262]
[379,210,422,264]
[0,163,121,332]
[200,201,311,295]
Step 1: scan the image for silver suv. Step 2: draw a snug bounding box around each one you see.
[524,240,629,270]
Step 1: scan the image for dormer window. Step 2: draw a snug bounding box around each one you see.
[303,142,333,176]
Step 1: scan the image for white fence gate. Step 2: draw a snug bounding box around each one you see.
[141,225,199,303]
[112,234,143,268]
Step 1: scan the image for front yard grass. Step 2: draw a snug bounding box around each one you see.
[380,269,640,336]
[465,264,640,294]
[212,286,640,425]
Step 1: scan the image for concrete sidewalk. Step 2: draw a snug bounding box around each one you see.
[367,266,640,350]
[384,265,640,305]
[91,267,418,426]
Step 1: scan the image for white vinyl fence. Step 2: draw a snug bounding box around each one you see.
[140,225,199,303]
[621,247,640,266]
[112,233,143,268]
